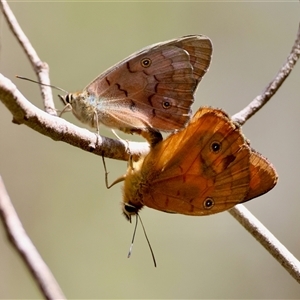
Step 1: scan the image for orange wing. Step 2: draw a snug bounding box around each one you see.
[138,107,252,215]
[122,107,278,218]
[244,148,278,202]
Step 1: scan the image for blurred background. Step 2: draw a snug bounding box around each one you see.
[1,1,300,298]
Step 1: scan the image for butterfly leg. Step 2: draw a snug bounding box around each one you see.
[101,155,126,189]
[58,103,72,117]
[111,129,126,142]
[111,130,131,157]
[93,110,100,135]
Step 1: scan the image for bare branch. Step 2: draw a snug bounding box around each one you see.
[229,205,300,284]
[0,74,149,161]
[226,23,300,285]
[232,23,300,125]
[0,176,66,300]
[0,0,55,115]
[1,0,300,292]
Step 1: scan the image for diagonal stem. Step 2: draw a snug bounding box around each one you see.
[229,205,300,284]
[0,177,66,300]
[0,0,56,114]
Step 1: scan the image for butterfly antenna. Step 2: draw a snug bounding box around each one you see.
[127,214,138,259]
[127,214,157,267]
[16,75,68,93]
[138,214,157,267]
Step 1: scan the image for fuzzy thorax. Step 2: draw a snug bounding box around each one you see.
[122,158,146,221]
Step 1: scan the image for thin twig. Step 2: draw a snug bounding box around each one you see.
[227,23,300,285]
[229,205,300,284]
[232,23,300,125]
[0,0,56,115]
[1,0,300,291]
[0,177,66,300]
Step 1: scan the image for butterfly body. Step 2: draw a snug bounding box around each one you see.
[62,90,151,132]
[122,107,278,220]
[60,35,213,145]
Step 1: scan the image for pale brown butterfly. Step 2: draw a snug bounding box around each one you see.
[106,106,278,221]
[59,35,212,146]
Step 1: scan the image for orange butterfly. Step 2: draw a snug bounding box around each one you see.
[111,107,278,221]
[59,35,212,146]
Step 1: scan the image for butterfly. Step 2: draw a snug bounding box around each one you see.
[111,107,278,221]
[59,35,212,146]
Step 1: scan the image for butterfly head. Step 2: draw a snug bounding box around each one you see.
[122,203,141,222]
[58,93,75,106]
[59,91,89,106]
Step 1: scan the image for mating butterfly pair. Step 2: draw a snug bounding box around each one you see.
[59,35,277,219]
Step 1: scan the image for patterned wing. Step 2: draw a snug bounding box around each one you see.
[141,107,252,215]
[86,36,212,131]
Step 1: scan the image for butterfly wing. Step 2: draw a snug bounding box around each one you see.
[140,107,252,215]
[85,35,212,131]
[243,148,278,202]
